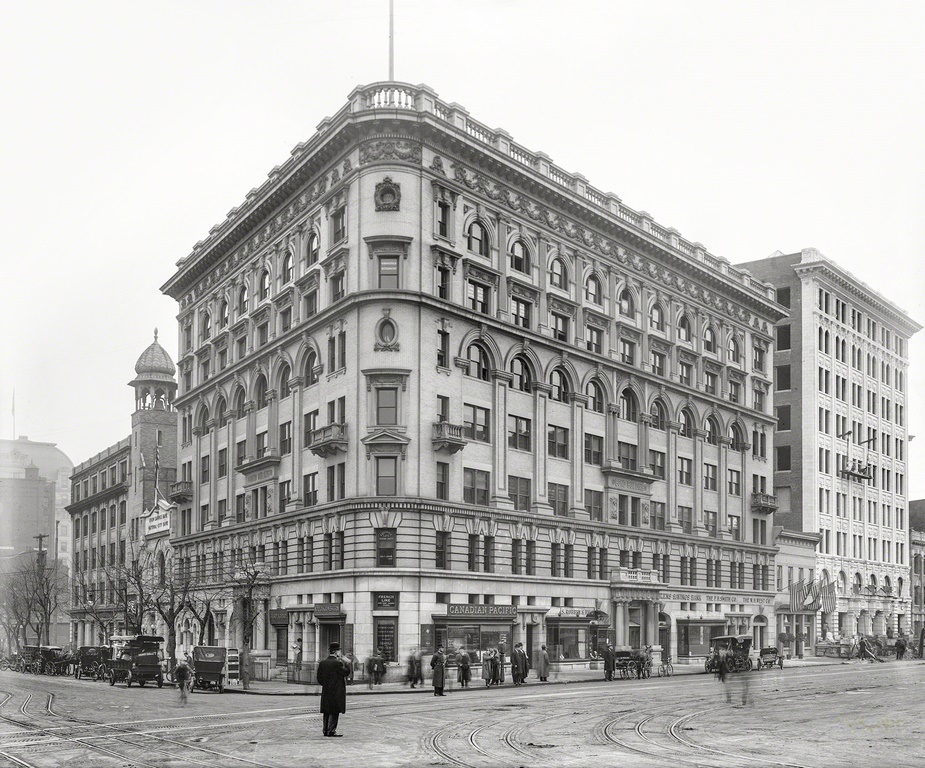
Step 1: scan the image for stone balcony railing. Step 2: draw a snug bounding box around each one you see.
[181,81,778,307]
[750,492,779,513]
[168,480,192,502]
[309,423,348,458]
[610,567,661,585]
[432,421,467,454]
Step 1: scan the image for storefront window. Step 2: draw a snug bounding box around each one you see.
[547,624,590,659]
[436,624,513,663]
[677,622,725,656]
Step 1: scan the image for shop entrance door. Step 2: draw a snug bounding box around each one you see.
[320,623,341,654]
[275,626,288,666]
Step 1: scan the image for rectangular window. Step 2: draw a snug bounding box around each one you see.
[303,409,318,445]
[728,380,741,404]
[551,542,561,577]
[332,207,346,242]
[649,450,665,479]
[217,448,227,478]
[548,425,570,459]
[650,350,665,377]
[468,534,479,571]
[437,200,450,238]
[200,454,210,484]
[256,431,267,458]
[551,312,569,342]
[436,531,450,569]
[776,365,791,390]
[650,501,666,531]
[703,463,717,491]
[511,297,532,329]
[704,510,717,536]
[378,255,399,289]
[584,489,603,522]
[678,457,693,485]
[467,281,490,314]
[463,404,491,442]
[376,528,396,567]
[679,505,693,534]
[564,544,574,578]
[463,468,490,506]
[728,469,741,495]
[584,433,603,465]
[508,415,532,451]
[436,266,450,300]
[618,441,637,471]
[376,456,397,496]
[376,387,398,425]
[753,346,766,371]
[436,462,449,501]
[437,329,450,367]
[620,339,636,366]
[729,515,741,542]
[508,475,531,511]
[512,539,523,575]
[776,446,791,471]
[586,325,603,354]
[526,540,536,575]
[549,482,569,517]
[304,291,318,317]
[679,361,693,386]
[704,370,717,395]
[279,421,292,455]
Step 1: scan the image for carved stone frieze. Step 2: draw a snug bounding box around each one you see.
[360,140,422,165]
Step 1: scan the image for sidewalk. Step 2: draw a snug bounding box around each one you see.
[226,654,849,696]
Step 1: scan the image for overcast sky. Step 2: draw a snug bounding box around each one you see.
[1,0,923,496]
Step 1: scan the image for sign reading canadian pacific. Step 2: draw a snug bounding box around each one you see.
[448,604,518,618]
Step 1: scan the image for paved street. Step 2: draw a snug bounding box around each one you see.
[0,662,922,768]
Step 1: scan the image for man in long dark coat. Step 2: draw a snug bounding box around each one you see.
[317,642,350,737]
[604,644,616,681]
[511,642,529,685]
[430,646,447,696]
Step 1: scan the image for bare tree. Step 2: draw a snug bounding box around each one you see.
[228,552,269,691]
[0,552,68,647]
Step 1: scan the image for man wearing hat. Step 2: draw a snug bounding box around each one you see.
[317,642,351,737]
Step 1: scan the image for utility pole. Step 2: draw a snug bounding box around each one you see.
[34,533,47,570]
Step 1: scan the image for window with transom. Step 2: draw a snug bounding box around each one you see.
[466,344,490,381]
[510,239,530,275]
[467,221,490,257]
[510,356,532,392]
[550,369,570,402]
[549,258,567,289]
[585,275,601,304]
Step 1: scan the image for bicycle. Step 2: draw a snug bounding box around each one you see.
[658,655,674,677]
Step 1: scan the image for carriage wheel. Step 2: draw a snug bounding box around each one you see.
[745,658,753,672]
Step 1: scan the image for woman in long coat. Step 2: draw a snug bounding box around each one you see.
[481,650,492,686]
[535,644,550,682]
[430,646,447,696]
[456,648,471,687]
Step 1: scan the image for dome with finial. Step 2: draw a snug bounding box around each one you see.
[133,328,176,379]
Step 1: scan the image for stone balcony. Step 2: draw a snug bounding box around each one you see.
[609,567,662,586]
[168,480,192,502]
[309,423,348,458]
[432,421,467,454]
[237,448,281,475]
[750,492,779,514]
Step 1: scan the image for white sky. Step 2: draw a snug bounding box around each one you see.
[1,1,923,496]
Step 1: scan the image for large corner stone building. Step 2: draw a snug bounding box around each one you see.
[738,249,921,642]
[161,82,787,670]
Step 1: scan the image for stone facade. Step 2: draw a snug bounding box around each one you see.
[162,82,786,669]
[738,249,921,642]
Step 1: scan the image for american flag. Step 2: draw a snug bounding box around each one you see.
[820,581,837,614]
[789,579,812,612]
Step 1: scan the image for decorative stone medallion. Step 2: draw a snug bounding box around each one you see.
[375,177,401,211]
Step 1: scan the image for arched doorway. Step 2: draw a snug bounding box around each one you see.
[752,615,768,649]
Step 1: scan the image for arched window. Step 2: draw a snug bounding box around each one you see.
[200,312,211,342]
[467,221,490,257]
[215,397,227,428]
[586,381,605,413]
[649,400,667,430]
[510,356,532,392]
[466,343,490,381]
[550,369,570,402]
[618,288,634,317]
[728,337,740,363]
[853,572,863,594]
[277,364,291,397]
[282,253,294,284]
[219,300,229,328]
[883,575,892,594]
[679,408,695,437]
[678,315,692,342]
[703,327,716,353]
[307,232,320,266]
[897,576,903,597]
[254,375,268,410]
[705,416,720,446]
[233,389,246,419]
[729,423,745,450]
[618,389,638,421]
[649,303,665,331]
[510,239,530,275]
[237,286,249,316]
[304,350,319,386]
[585,275,601,304]
[259,270,270,301]
[549,258,567,289]
[198,406,210,433]
[838,571,847,595]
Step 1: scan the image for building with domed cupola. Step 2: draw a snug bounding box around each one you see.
[161,83,788,673]
[66,331,179,646]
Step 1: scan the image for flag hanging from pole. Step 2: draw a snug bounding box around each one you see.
[789,579,811,612]
[802,579,821,611]
[820,581,837,614]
